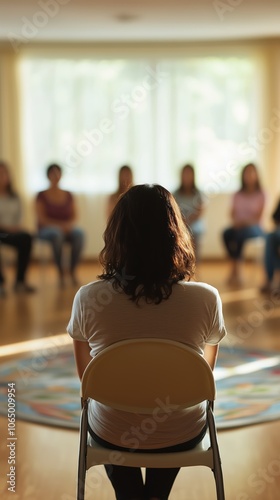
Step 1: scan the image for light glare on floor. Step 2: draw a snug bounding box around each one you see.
[215,356,280,381]
[0,333,71,357]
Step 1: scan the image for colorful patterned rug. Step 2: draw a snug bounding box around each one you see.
[0,343,280,430]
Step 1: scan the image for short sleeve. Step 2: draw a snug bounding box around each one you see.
[67,289,87,341]
[67,191,74,202]
[36,191,44,203]
[14,197,22,225]
[259,191,266,213]
[206,289,227,345]
[196,190,205,207]
[272,199,280,224]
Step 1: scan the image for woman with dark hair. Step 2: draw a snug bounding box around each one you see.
[0,160,35,296]
[173,164,205,260]
[107,165,133,219]
[222,163,265,285]
[35,163,84,286]
[68,184,226,500]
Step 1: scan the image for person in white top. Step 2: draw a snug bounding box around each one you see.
[173,164,205,261]
[0,160,35,296]
[67,184,227,500]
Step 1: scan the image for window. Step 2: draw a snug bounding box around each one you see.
[19,56,259,194]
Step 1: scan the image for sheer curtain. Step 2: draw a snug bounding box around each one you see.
[19,55,259,196]
[0,49,23,187]
[15,53,264,257]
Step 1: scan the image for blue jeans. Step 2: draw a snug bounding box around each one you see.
[222,225,264,260]
[264,228,280,281]
[38,226,84,274]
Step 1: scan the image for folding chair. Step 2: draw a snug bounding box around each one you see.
[77,338,225,500]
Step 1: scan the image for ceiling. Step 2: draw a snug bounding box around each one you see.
[0,0,280,43]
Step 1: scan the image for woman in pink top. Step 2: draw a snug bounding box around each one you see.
[36,164,84,286]
[222,163,265,284]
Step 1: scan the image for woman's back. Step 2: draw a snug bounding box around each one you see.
[68,278,226,448]
[68,184,226,498]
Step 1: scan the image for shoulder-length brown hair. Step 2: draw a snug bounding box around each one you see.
[178,164,198,194]
[240,163,262,192]
[99,184,195,304]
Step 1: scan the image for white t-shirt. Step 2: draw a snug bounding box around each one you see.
[67,280,226,449]
[0,195,21,227]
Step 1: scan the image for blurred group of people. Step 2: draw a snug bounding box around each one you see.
[0,161,84,296]
[174,162,280,291]
[107,162,280,292]
[0,161,134,296]
[0,159,280,297]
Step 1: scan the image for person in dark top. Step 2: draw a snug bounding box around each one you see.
[35,164,84,286]
[260,198,280,292]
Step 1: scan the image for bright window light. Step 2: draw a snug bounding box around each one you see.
[19,57,259,194]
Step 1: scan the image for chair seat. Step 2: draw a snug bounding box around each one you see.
[0,244,16,264]
[243,236,265,259]
[86,432,213,469]
[77,339,225,500]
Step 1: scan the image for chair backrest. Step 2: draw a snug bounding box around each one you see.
[81,338,216,414]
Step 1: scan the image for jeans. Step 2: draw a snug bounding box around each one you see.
[0,230,33,284]
[264,228,280,281]
[37,226,84,274]
[88,425,207,500]
[222,224,264,260]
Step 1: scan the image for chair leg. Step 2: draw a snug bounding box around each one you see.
[210,425,225,500]
[213,462,225,500]
[77,405,89,500]
[77,453,86,500]
[207,404,225,500]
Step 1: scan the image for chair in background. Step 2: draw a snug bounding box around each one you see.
[0,242,16,266]
[33,238,71,283]
[77,338,225,500]
[243,236,265,282]
[243,236,265,261]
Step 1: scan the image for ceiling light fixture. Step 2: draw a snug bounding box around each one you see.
[114,13,139,23]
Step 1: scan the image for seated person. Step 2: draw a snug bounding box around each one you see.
[0,160,35,296]
[222,163,265,285]
[173,163,205,261]
[260,198,280,292]
[68,184,226,500]
[107,165,133,219]
[35,163,84,286]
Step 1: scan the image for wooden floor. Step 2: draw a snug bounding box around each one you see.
[0,260,280,499]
